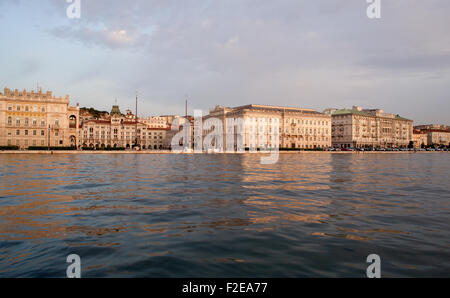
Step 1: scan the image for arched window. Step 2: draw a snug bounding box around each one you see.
[69,115,77,128]
[7,117,12,125]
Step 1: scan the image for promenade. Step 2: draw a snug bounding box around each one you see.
[0,150,446,154]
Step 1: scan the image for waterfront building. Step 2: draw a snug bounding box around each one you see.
[0,87,79,149]
[427,130,450,146]
[325,106,413,149]
[203,104,332,150]
[140,116,170,129]
[79,105,169,149]
[412,129,428,148]
[164,115,194,150]
[414,125,450,147]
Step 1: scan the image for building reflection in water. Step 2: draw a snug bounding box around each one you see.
[236,154,333,229]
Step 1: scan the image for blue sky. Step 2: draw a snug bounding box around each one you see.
[0,0,449,124]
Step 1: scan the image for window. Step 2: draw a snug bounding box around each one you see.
[41,120,45,127]
[8,105,12,111]
[25,130,28,136]
[7,117,12,125]
[16,105,21,111]
[16,130,20,136]
[16,118,20,126]
[25,106,29,112]
[33,130,37,136]
[41,130,45,136]
[41,107,45,112]
[33,119,37,126]
[25,118,29,126]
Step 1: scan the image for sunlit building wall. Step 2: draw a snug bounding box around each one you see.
[0,87,79,149]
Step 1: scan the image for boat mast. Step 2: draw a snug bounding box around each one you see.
[135,91,139,148]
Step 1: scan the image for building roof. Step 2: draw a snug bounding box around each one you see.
[417,129,450,133]
[213,104,326,116]
[1,87,70,103]
[413,129,428,134]
[331,109,411,121]
[145,127,171,131]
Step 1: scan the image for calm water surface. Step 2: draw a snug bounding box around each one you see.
[0,153,449,277]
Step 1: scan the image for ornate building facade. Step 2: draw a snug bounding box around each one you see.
[203,104,332,150]
[0,87,79,149]
[78,105,169,150]
[326,106,413,148]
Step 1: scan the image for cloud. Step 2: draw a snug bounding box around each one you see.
[107,30,132,44]
[50,26,138,48]
[4,0,450,124]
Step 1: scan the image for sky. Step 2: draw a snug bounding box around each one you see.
[0,0,449,125]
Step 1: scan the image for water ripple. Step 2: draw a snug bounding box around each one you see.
[0,153,449,277]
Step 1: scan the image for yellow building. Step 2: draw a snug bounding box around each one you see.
[412,130,428,148]
[0,87,79,149]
